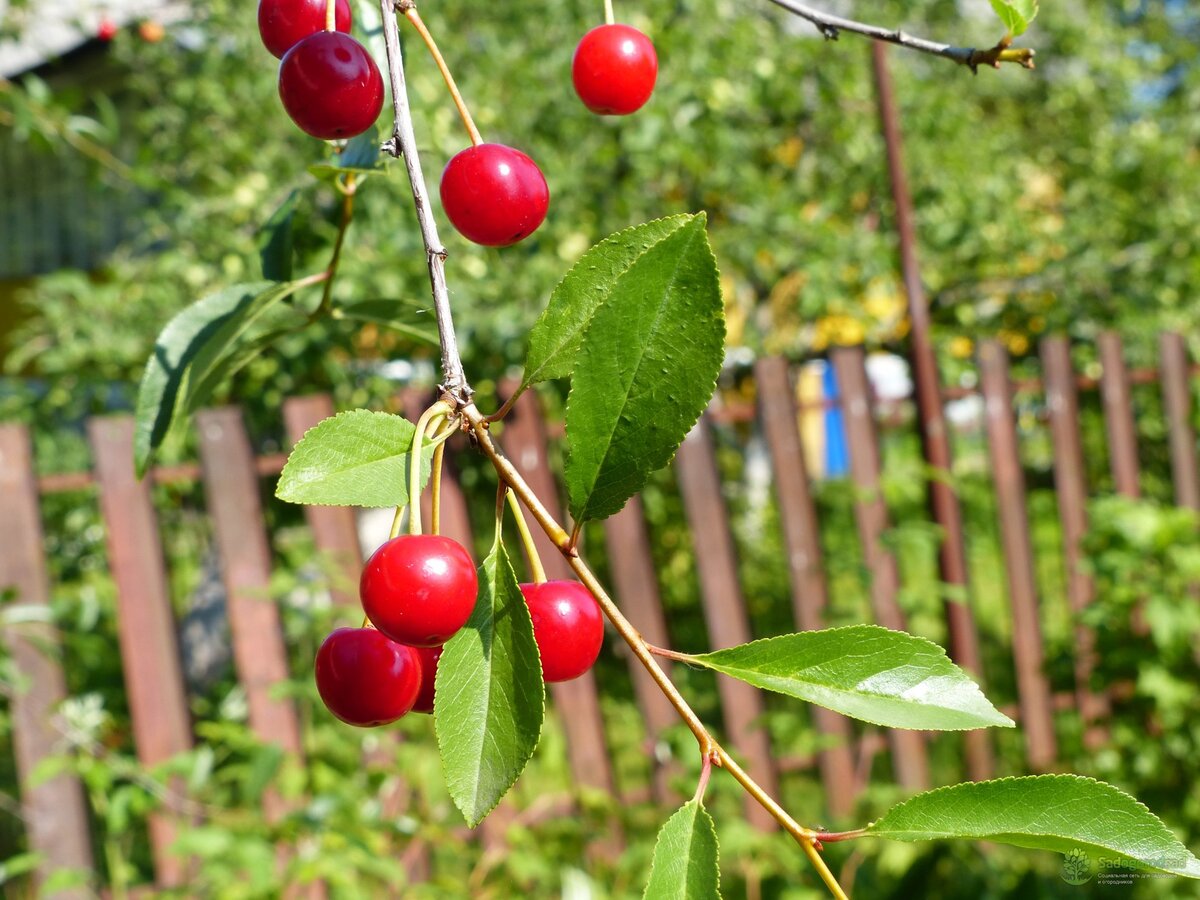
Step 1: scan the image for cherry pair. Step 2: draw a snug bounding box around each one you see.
[258,0,383,140]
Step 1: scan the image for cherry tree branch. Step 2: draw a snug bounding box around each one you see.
[374,2,846,895]
[765,0,1036,71]
[377,0,472,404]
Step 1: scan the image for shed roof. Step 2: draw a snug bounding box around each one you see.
[0,0,185,77]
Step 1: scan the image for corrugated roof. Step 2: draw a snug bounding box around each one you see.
[0,0,186,76]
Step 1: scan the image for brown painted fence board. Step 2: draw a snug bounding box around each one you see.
[195,408,305,820]
[1041,337,1110,747]
[88,415,194,886]
[1158,333,1200,512]
[754,356,856,818]
[977,341,1057,770]
[602,496,682,805]
[675,417,780,829]
[829,346,930,791]
[1099,331,1142,499]
[498,387,623,854]
[0,423,94,898]
[282,395,364,606]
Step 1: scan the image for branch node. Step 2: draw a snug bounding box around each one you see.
[395,0,416,11]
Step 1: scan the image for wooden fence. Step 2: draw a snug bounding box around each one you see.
[1,331,1197,894]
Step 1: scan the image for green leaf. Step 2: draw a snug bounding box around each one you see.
[333,299,439,345]
[275,409,432,508]
[435,531,544,827]
[258,190,299,281]
[308,124,384,183]
[134,280,310,475]
[686,625,1013,731]
[870,775,1200,879]
[564,214,724,523]
[644,800,722,900]
[521,215,696,391]
[987,0,1038,36]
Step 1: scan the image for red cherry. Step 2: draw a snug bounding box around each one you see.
[97,19,118,42]
[519,581,604,683]
[571,24,658,116]
[360,535,478,647]
[278,32,383,140]
[258,0,351,59]
[410,645,443,714]
[314,627,422,726]
[439,143,550,247]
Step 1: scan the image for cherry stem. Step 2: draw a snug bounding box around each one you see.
[401,5,484,147]
[430,435,446,535]
[325,0,336,31]
[506,489,547,584]
[604,0,615,25]
[408,401,452,536]
[316,173,356,317]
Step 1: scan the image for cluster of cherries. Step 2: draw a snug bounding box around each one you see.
[257,0,658,246]
[315,533,606,726]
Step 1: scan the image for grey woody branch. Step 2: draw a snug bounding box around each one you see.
[377,0,472,404]
[765,0,1036,71]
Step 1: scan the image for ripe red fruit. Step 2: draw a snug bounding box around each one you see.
[439,143,550,247]
[410,645,443,714]
[97,19,118,42]
[278,32,383,140]
[360,534,478,647]
[314,627,422,726]
[258,0,351,59]
[519,581,604,683]
[571,24,658,115]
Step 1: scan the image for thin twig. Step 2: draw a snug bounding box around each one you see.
[316,173,357,317]
[764,0,1035,71]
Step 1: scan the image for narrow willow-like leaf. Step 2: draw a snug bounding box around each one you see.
[258,190,299,281]
[870,775,1200,879]
[987,0,1038,36]
[520,216,695,391]
[134,280,308,474]
[333,299,438,344]
[275,410,432,508]
[564,214,724,523]
[644,800,721,900]
[687,625,1013,730]
[435,534,544,827]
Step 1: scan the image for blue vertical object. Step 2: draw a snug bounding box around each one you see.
[823,362,849,478]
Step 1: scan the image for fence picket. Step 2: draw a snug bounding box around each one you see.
[602,497,682,805]
[1041,337,1110,747]
[88,416,194,886]
[1158,333,1200,512]
[1098,331,1142,499]
[0,423,94,897]
[282,395,364,606]
[754,357,857,817]
[829,346,930,791]
[977,342,1057,770]
[195,408,305,817]
[675,417,781,829]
